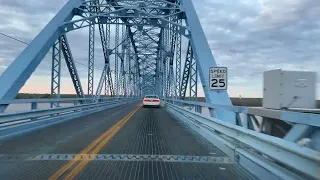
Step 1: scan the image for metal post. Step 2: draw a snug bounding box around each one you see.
[189,49,197,111]
[115,21,120,97]
[120,25,126,96]
[175,18,182,100]
[87,1,95,98]
[51,37,61,108]
[105,22,110,96]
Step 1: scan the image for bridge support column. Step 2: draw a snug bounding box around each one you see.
[88,18,95,98]
[51,37,62,108]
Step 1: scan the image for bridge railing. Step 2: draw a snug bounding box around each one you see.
[164,99,320,179]
[0,97,134,112]
[0,97,139,130]
[164,99,320,128]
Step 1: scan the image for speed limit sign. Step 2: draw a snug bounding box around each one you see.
[209,67,227,90]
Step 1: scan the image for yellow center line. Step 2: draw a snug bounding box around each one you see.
[49,104,142,180]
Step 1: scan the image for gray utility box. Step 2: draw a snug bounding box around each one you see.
[263,69,316,109]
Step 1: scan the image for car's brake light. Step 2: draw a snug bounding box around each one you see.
[153,99,160,102]
[143,99,150,102]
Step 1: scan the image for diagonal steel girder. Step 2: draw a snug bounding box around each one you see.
[60,35,85,98]
[93,63,108,101]
[96,21,114,98]
[181,41,192,99]
[0,0,82,112]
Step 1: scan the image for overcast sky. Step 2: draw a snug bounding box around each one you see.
[0,0,319,98]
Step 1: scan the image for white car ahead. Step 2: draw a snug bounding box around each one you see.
[143,95,160,108]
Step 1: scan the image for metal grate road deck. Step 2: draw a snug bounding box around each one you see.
[0,105,258,180]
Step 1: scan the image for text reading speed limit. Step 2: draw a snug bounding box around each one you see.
[209,67,227,90]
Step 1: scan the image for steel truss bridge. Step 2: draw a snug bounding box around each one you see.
[0,0,319,179]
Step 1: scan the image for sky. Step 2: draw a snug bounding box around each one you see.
[0,0,319,98]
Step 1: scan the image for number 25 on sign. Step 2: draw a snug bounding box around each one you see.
[209,67,227,90]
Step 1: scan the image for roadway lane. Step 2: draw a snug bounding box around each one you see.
[0,104,258,180]
[0,102,140,179]
[74,107,258,180]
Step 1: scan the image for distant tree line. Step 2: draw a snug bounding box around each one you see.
[15,93,79,99]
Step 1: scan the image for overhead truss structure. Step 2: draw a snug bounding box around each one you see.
[0,0,234,122]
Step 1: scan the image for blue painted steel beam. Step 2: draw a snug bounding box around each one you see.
[88,22,95,97]
[105,22,111,96]
[120,25,127,96]
[94,64,108,102]
[60,35,85,98]
[107,67,114,97]
[87,0,96,97]
[181,0,235,123]
[98,22,109,64]
[50,38,62,108]
[0,0,81,108]
[114,22,120,97]
[127,28,141,78]
[180,41,192,99]
[175,18,182,99]
[189,50,198,111]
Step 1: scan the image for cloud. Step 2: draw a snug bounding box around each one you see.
[193,0,320,98]
[0,0,319,99]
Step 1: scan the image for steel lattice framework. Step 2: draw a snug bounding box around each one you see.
[87,0,95,98]
[51,38,62,108]
[0,0,235,122]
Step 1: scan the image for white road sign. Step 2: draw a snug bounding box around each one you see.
[209,67,227,90]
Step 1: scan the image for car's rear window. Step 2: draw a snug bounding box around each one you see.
[145,96,159,98]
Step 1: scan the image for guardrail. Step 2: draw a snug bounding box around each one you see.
[0,97,139,129]
[164,99,320,179]
[0,97,134,111]
[165,99,320,128]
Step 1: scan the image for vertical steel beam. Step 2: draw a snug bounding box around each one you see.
[168,66,174,98]
[181,0,235,123]
[107,67,114,97]
[87,0,96,98]
[88,23,95,97]
[155,29,163,97]
[50,37,62,108]
[162,28,169,98]
[189,53,198,111]
[175,19,182,99]
[126,30,133,97]
[120,25,126,96]
[60,35,85,98]
[124,48,129,97]
[168,14,177,99]
[165,29,170,98]
[105,23,111,96]
[161,28,166,98]
[115,21,120,97]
